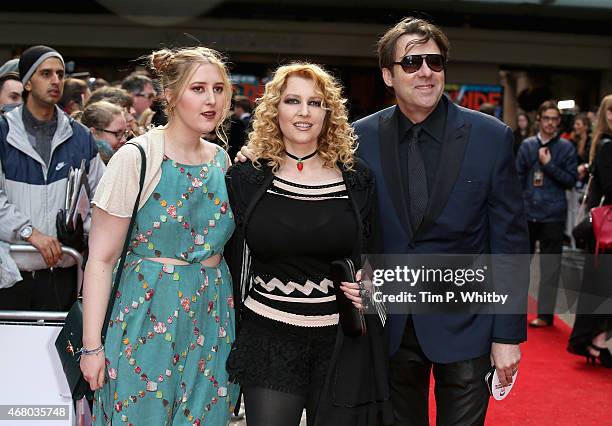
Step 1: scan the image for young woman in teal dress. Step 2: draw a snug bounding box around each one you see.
[80,46,238,425]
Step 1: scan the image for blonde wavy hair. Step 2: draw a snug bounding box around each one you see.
[147,46,233,145]
[249,63,356,171]
[589,94,612,164]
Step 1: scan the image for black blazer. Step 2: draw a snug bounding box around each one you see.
[224,159,392,426]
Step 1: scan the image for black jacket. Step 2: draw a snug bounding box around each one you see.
[588,135,612,209]
[224,159,392,426]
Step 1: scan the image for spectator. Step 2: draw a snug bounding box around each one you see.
[90,77,109,92]
[516,100,578,327]
[0,45,105,312]
[478,102,496,117]
[0,58,19,76]
[0,72,23,109]
[513,111,533,155]
[233,94,254,128]
[88,86,138,136]
[567,94,612,368]
[121,72,155,120]
[136,95,167,130]
[80,100,127,164]
[59,77,91,115]
[572,113,592,167]
[88,85,133,109]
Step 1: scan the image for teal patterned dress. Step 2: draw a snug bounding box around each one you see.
[93,146,238,425]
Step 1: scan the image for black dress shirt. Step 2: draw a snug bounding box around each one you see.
[398,97,447,196]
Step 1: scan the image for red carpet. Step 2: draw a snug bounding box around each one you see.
[426,316,612,425]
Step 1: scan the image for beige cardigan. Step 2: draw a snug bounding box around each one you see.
[92,127,168,217]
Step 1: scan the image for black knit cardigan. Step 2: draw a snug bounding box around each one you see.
[224,158,393,426]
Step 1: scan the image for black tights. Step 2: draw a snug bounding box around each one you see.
[243,386,322,426]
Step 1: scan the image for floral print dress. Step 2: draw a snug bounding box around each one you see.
[93,146,237,425]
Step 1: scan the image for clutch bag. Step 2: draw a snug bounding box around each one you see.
[331,258,367,337]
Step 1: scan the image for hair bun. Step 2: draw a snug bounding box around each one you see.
[149,49,173,76]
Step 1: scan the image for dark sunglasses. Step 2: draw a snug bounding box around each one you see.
[393,54,446,74]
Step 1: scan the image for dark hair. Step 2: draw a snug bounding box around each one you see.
[574,112,591,130]
[377,17,450,73]
[537,100,560,118]
[59,78,88,110]
[121,73,153,94]
[91,78,109,91]
[479,102,496,116]
[0,72,20,91]
[234,95,253,114]
[87,86,133,109]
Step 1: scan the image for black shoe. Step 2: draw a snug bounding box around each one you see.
[588,345,612,368]
[529,318,551,328]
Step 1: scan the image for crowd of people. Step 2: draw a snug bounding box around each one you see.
[0,14,610,426]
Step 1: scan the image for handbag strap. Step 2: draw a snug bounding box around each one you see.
[580,175,594,212]
[100,143,146,340]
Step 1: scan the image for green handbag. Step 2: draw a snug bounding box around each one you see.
[54,143,146,400]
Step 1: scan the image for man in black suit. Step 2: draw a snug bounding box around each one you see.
[354,17,529,425]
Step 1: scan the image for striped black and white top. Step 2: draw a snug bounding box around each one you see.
[244,176,357,330]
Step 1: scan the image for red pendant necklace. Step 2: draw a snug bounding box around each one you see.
[286,150,317,171]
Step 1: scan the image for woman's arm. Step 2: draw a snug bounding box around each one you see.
[80,206,130,390]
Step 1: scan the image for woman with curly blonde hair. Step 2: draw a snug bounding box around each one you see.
[225,63,391,426]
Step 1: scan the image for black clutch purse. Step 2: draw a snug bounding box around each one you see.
[331,258,367,337]
[54,143,146,400]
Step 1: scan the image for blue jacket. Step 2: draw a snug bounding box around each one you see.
[516,135,577,223]
[354,97,529,363]
[0,105,105,270]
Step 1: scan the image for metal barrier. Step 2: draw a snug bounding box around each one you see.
[0,244,87,425]
[7,243,84,294]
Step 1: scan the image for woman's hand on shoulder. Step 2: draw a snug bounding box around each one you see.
[235,144,255,164]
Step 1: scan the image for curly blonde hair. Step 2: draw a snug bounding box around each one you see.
[249,63,356,171]
[147,46,232,145]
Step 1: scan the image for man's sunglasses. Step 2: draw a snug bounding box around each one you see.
[393,54,446,74]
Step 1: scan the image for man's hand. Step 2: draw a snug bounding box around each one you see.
[490,342,521,387]
[234,145,255,163]
[538,147,551,165]
[28,228,63,267]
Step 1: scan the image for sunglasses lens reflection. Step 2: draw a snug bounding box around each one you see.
[400,55,444,73]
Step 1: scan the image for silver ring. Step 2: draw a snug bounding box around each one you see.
[359,288,370,298]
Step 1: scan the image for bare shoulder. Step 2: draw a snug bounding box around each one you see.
[202,141,231,168]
